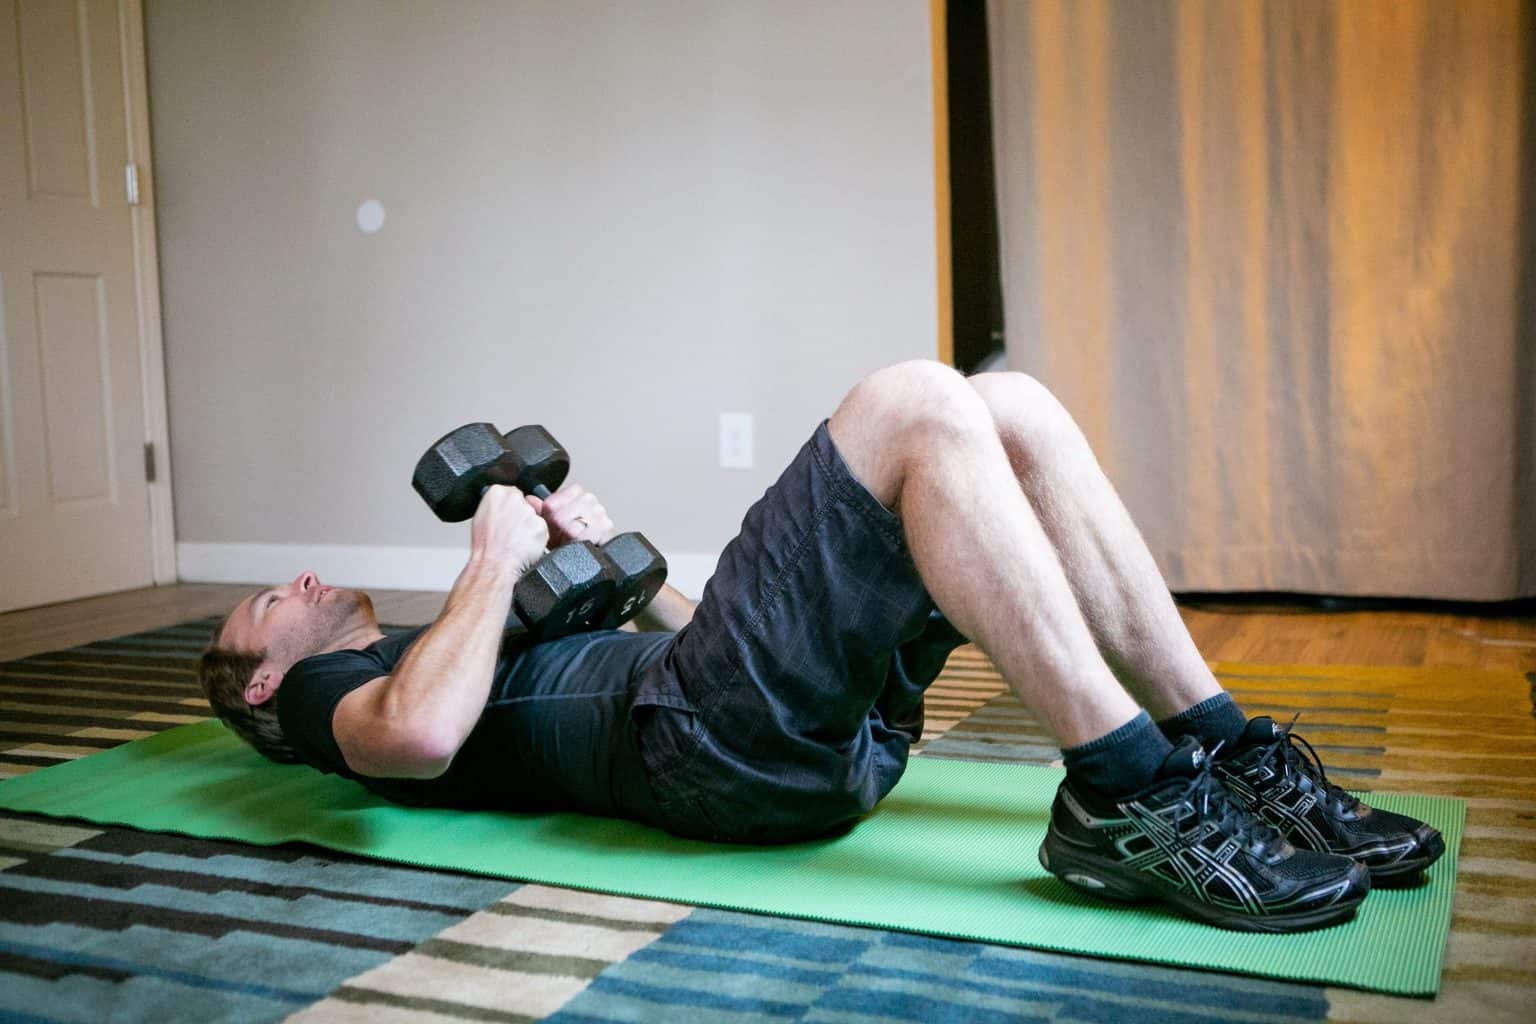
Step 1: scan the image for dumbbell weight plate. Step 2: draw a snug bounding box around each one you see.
[517,542,617,640]
[598,532,668,629]
[501,426,569,497]
[413,423,528,522]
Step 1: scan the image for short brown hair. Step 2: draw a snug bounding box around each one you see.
[196,612,299,764]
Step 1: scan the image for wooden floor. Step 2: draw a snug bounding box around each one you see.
[1177,595,1536,674]
[2,582,1533,674]
[0,584,450,662]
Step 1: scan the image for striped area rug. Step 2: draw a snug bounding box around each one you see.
[0,619,1530,1022]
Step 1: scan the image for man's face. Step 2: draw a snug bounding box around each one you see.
[221,570,377,701]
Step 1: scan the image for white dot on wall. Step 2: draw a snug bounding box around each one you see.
[356,199,386,234]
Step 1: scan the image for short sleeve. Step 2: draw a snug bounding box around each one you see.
[273,627,425,777]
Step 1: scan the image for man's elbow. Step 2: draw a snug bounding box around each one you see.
[400,731,459,779]
[347,727,459,780]
[395,755,453,780]
[335,679,463,780]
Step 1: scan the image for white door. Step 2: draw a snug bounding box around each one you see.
[0,0,158,613]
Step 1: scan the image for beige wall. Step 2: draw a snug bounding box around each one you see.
[147,0,940,594]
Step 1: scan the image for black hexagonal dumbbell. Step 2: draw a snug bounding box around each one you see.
[412,422,613,641]
[413,422,568,522]
[500,427,668,631]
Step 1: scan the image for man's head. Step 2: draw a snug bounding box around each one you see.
[196,570,382,762]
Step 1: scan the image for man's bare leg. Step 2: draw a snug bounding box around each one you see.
[827,361,1141,749]
[827,362,1382,932]
[963,372,1224,721]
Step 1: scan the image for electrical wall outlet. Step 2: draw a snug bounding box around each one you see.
[719,413,753,469]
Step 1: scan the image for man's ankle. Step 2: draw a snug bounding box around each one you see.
[1157,693,1246,754]
[1061,710,1173,800]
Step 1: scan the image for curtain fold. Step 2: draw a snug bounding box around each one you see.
[988,0,1533,600]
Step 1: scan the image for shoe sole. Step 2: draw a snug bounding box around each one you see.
[1039,833,1369,934]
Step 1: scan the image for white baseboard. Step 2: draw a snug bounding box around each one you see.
[176,542,720,602]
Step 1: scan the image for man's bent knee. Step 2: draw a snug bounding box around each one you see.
[967,370,1065,422]
[829,360,994,509]
[968,370,1083,463]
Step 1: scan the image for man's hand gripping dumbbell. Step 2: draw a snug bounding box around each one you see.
[412,422,668,640]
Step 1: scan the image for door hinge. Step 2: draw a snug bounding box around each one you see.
[144,442,157,483]
[125,163,141,205]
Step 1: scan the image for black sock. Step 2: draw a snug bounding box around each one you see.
[1157,693,1247,753]
[1061,711,1172,800]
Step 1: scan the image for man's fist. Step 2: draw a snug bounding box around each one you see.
[470,485,549,576]
[528,483,615,547]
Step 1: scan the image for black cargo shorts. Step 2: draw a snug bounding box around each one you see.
[629,418,968,843]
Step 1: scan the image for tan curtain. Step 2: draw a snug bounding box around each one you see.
[987,0,1534,600]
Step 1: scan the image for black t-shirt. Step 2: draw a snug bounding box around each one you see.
[274,623,673,819]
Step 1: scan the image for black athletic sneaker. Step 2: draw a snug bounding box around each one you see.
[1039,736,1369,932]
[1216,716,1444,886]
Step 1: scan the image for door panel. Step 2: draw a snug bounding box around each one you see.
[36,272,114,504]
[18,0,96,200]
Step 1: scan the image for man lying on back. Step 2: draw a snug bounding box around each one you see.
[200,360,1442,932]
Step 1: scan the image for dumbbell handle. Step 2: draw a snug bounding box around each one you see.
[481,474,615,636]
[507,479,552,501]
[472,480,574,567]
[474,479,550,504]
[480,493,656,636]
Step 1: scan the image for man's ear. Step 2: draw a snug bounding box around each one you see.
[244,665,284,707]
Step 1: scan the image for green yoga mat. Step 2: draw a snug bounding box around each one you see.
[0,720,1461,996]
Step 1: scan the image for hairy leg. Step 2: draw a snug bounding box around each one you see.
[967,371,1222,719]
[828,360,1140,747]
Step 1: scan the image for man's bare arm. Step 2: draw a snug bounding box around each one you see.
[625,583,696,633]
[333,556,519,778]
[334,486,546,778]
